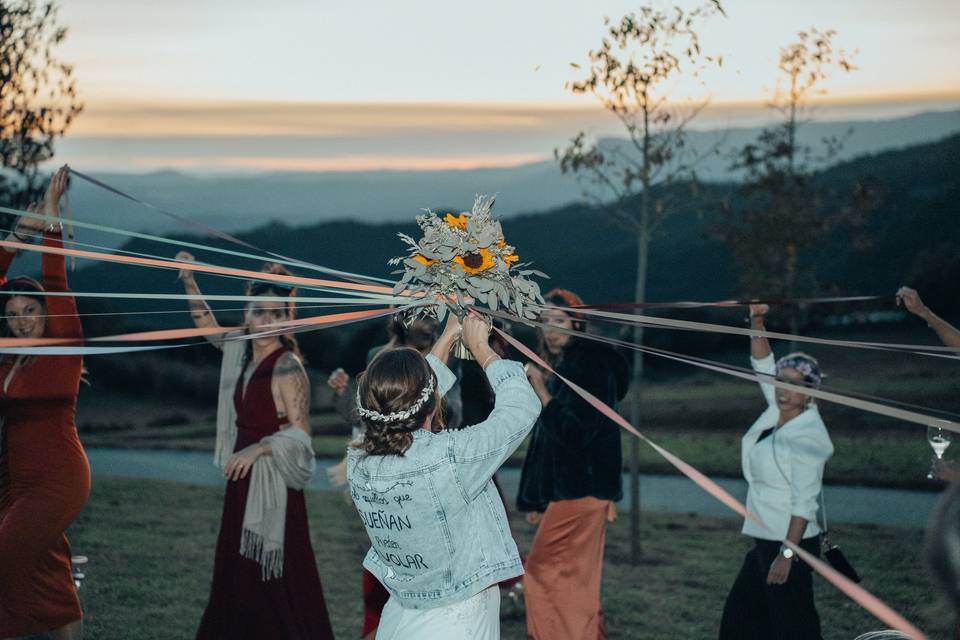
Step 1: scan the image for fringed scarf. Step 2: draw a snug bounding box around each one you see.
[214,335,316,580]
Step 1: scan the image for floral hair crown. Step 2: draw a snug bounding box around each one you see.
[357,374,436,424]
[776,353,823,386]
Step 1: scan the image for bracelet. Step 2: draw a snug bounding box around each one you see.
[45,222,62,233]
[481,353,500,369]
[11,229,34,243]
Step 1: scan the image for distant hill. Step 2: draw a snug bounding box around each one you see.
[55,109,960,239]
[67,133,959,335]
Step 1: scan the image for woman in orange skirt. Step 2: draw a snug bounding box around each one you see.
[0,166,91,639]
[517,288,629,640]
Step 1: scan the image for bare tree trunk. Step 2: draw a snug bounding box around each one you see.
[629,209,650,565]
[786,241,799,349]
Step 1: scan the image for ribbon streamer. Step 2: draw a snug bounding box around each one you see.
[576,294,886,310]
[487,307,959,431]
[0,305,408,354]
[0,303,362,321]
[0,239,395,297]
[0,289,407,305]
[493,326,927,639]
[0,203,393,286]
[67,169,389,286]
[549,304,960,356]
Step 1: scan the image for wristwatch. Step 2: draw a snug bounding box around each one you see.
[779,544,796,561]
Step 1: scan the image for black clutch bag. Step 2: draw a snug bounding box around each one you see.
[822,535,862,583]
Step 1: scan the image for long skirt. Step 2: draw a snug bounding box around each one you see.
[524,496,610,640]
[719,536,822,640]
[375,585,501,640]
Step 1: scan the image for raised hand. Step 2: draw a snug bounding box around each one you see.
[439,312,463,345]
[461,313,492,356]
[748,303,770,320]
[895,287,928,319]
[43,165,69,217]
[175,250,196,283]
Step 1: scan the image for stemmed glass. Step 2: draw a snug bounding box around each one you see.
[927,426,953,480]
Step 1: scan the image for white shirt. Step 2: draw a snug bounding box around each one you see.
[741,354,834,541]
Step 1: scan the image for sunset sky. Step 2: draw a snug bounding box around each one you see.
[54,0,960,172]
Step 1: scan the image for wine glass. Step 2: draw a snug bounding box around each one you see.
[927,426,953,480]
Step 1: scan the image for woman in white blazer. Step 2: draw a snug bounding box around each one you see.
[719,304,834,640]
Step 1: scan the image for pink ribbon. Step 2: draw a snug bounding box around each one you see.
[0,307,398,348]
[0,239,394,296]
[495,327,928,639]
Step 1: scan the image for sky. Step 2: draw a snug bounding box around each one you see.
[50,0,960,172]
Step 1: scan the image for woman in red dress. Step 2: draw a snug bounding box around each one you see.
[179,259,334,640]
[0,166,90,639]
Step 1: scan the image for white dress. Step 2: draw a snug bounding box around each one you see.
[375,585,501,640]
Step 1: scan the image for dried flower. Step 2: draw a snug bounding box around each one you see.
[390,194,547,322]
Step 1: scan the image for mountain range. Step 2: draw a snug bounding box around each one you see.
[64,132,959,340]
[58,109,960,241]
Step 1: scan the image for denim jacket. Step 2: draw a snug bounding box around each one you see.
[347,355,541,609]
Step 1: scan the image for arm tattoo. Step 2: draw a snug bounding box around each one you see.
[276,353,310,429]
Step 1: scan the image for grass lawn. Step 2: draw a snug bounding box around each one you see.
[70,477,950,640]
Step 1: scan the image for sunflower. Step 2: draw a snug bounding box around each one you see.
[453,248,495,274]
[444,213,469,230]
[413,254,435,267]
[496,238,519,265]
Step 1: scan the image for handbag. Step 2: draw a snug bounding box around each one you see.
[818,491,863,583]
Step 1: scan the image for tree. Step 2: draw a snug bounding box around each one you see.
[715,29,874,336]
[0,0,82,217]
[556,1,724,563]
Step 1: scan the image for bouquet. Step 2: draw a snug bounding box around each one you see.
[390,195,547,355]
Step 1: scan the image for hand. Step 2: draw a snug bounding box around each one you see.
[606,501,618,523]
[224,444,264,481]
[526,511,543,525]
[14,202,45,237]
[327,367,349,396]
[896,287,928,319]
[766,555,793,585]
[175,250,196,282]
[43,165,69,216]
[934,458,960,483]
[525,363,546,389]
[439,313,462,345]
[461,313,492,356]
[748,303,769,321]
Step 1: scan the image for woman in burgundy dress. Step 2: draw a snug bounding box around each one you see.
[179,257,334,640]
[0,167,90,639]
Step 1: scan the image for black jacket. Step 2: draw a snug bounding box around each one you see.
[516,340,630,512]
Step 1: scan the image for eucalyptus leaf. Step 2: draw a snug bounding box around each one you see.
[498,286,510,308]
